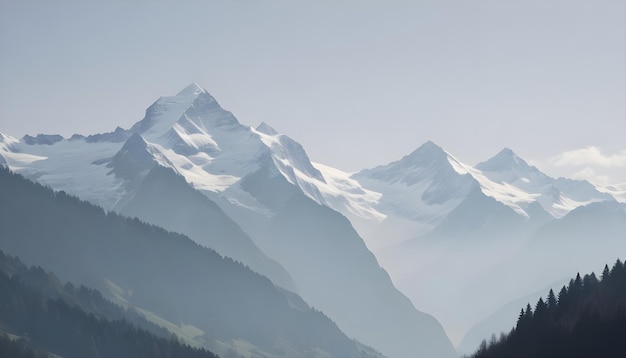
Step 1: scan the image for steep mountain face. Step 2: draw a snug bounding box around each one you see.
[254,122,385,223]
[0,91,294,294]
[228,163,456,358]
[0,84,457,358]
[0,168,381,358]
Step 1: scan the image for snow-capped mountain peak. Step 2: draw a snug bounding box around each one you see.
[470,148,615,218]
[0,132,19,150]
[350,141,477,235]
[475,148,549,186]
[256,122,279,136]
[355,140,470,187]
[476,147,518,170]
[177,82,206,96]
[404,140,448,165]
[130,84,240,149]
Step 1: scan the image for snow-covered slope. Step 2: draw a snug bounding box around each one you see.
[597,182,626,203]
[348,142,477,249]
[254,122,385,222]
[354,141,475,223]
[476,148,613,218]
[0,132,126,209]
[127,83,266,193]
[0,85,296,294]
[350,143,617,241]
[1,84,458,358]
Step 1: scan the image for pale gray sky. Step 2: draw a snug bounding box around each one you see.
[1,1,625,184]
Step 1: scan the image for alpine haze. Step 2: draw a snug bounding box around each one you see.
[0,85,457,358]
[1,82,624,356]
[1,2,624,356]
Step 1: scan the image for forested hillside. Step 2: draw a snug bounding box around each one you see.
[0,167,379,358]
[469,259,626,358]
[0,250,218,358]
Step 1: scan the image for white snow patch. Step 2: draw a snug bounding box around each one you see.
[595,182,626,203]
[310,162,386,221]
[548,195,594,218]
[172,121,219,151]
[465,166,536,217]
[150,142,240,192]
[447,154,470,175]
[5,138,126,209]
[221,184,274,217]
[140,94,200,143]
[253,127,385,221]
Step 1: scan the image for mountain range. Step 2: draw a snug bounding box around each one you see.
[349,141,624,351]
[0,84,455,358]
[1,83,624,356]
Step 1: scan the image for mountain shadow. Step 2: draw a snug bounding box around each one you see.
[116,164,298,292]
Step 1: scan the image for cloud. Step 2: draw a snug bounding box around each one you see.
[535,147,626,186]
[571,167,610,184]
[551,146,626,168]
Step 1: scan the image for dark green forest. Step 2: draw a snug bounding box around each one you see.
[0,333,43,358]
[0,251,218,358]
[0,166,377,358]
[468,259,626,358]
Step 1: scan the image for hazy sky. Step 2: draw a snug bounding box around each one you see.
[1,1,625,185]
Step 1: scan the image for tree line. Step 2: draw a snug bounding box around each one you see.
[0,262,217,358]
[468,259,626,358]
[0,251,219,358]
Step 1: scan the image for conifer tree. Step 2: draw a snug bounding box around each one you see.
[610,259,623,278]
[602,264,611,281]
[535,297,547,317]
[525,303,533,318]
[469,259,626,358]
[547,289,557,310]
[582,273,599,294]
